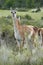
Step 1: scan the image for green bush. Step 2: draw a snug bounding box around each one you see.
[25,14,32,20]
[41,17,43,20]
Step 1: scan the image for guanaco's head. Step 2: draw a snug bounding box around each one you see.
[10,7,16,18]
[10,7,20,23]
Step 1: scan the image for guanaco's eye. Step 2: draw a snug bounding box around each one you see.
[11,11,12,13]
[15,11,16,13]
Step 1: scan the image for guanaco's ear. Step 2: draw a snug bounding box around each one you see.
[10,7,12,10]
[14,9,16,13]
[10,7,13,13]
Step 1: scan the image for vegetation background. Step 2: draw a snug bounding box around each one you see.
[0,0,43,9]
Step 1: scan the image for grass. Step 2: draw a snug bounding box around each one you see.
[0,10,11,17]
[16,8,43,21]
[0,44,43,65]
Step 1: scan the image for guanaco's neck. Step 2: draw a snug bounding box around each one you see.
[12,13,22,38]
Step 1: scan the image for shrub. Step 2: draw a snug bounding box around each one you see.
[35,8,41,12]
[32,8,41,13]
[41,17,43,20]
[25,14,32,20]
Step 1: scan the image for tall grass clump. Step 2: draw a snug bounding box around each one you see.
[0,45,15,65]
[30,42,43,65]
[0,44,31,65]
